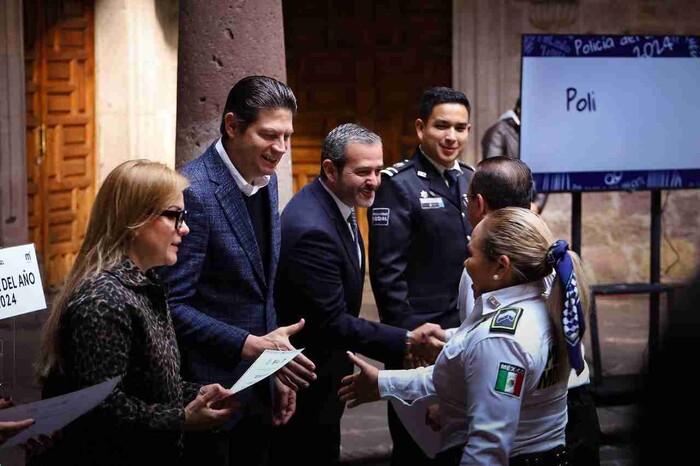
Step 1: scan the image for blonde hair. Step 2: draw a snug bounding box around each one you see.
[38,159,189,379]
[480,207,590,382]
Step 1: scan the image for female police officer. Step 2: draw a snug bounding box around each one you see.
[339,207,589,466]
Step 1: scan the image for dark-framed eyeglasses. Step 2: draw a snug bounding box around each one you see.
[160,209,188,230]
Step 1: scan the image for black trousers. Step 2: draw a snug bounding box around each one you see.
[388,401,437,466]
[565,385,601,466]
[269,411,342,465]
[181,385,272,466]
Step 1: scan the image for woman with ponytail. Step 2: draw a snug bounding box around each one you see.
[34,160,237,465]
[340,207,589,466]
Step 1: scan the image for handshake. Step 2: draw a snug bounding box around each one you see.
[404,323,447,369]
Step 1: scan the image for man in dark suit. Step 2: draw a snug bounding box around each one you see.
[369,87,474,466]
[272,124,444,465]
[160,76,315,466]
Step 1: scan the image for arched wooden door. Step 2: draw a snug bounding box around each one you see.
[24,0,95,288]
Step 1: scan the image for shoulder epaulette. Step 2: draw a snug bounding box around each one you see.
[381,159,413,177]
[489,307,524,334]
[458,160,476,172]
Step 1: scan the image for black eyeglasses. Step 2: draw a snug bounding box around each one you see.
[160,209,188,230]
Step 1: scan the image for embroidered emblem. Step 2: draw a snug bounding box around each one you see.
[487,295,501,309]
[371,208,390,226]
[420,190,428,199]
[495,362,525,397]
[489,307,524,334]
[417,170,427,178]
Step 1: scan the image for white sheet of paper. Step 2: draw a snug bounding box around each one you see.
[229,348,303,394]
[0,244,47,320]
[0,376,120,449]
[390,396,442,459]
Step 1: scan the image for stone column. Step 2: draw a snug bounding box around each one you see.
[176,0,293,207]
[95,0,180,181]
[0,0,28,248]
[453,0,527,167]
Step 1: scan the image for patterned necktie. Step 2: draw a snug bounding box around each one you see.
[347,211,360,266]
[444,168,460,199]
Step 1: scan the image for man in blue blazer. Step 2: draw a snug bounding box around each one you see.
[271,124,444,465]
[160,76,315,466]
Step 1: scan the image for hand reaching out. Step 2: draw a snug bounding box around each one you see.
[242,318,317,391]
[338,352,380,409]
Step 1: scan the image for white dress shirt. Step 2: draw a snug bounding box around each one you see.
[419,146,462,186]
[378,281,568,465]
[319,180,362,268]
[215,138,270,196]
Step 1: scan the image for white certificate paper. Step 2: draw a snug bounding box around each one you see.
[0,376,120,449]
[229,349,303,394]
[390,396,442,458]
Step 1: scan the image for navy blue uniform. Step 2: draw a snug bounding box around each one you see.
[369,148,473,350]
[369,148,474,466]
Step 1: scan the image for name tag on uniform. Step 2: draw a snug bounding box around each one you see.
[420,197,444,209]
[371,208,390,226]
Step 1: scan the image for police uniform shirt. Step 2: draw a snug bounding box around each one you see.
[369,149,473,334]
[447,269,590,387]
[378,280,567,465]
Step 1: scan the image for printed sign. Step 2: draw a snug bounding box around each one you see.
[0,244,47,319]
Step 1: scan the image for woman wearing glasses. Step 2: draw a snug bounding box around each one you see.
[34,160,237,465]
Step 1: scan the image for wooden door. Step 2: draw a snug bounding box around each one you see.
[283,0,452,245]
[24,0,95,288]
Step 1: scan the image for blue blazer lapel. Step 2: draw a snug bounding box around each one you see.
[203,149,267,288]
[311,180,362,277]
[267,174,280,284]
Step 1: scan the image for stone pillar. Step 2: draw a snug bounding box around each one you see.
[95,0,179,181]
[0,0,28,248]
[453,0,522,167]
[176,0,293,208]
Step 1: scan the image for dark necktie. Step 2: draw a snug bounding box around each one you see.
[347,210,360,266]
[444,168,460,199]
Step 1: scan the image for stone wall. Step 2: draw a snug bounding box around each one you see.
[454,0,700,284]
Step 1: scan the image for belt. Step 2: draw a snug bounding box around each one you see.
[510,445,570,466]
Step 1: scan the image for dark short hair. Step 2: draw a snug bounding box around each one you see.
[220,75,297,139]
[469,156,534,209]
[320,123,382,180]
[418,87,471,122]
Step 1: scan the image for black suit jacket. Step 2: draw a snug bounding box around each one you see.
[275,179,406,424]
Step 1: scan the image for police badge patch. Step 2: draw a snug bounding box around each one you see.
[371,208,390,226]
[489,307,524,334]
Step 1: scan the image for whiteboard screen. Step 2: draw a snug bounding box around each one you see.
[521,35,700,192]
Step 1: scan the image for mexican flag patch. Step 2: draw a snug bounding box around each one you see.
[495,362,525,397]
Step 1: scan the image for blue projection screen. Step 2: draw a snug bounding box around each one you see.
[521,35,700,192]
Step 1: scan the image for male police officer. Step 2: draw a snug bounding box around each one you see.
[369,87,474,465]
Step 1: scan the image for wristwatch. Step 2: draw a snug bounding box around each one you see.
[405,330,413,352]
